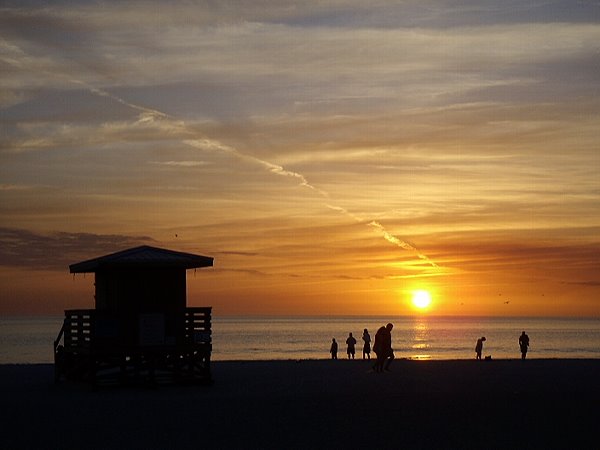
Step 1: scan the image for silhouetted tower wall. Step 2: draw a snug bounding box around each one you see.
[69,245,213,347]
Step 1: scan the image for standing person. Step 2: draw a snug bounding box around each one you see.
[373,323,394,372]
[519,331,530,359]
[330,338,338,360]
[346,333,357,359]
[475,336,486,360]
[362,328,371,360]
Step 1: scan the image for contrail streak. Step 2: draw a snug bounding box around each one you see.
[325,204,364,223]
[51,68,437,268]
[75,81,169,122]
[183,139,329,198]
[324,206,437,268]
[369,221,438,268]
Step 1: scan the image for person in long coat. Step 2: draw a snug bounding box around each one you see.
[519,331,530,359]
[373,323,394,372]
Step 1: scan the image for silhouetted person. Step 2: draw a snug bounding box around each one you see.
[346,333,357,359]
[373,325,385,372]
[373,323,394,372]
[330,338,338,360]
[475,336,486,360]
[519,331,530,359]
[362,328,371,360]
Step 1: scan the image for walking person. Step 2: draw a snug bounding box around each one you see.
[519,331,530,359]
[373,323,394,372]
[362,328,371,360]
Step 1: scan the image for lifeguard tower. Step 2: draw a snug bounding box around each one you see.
[54,245,214,386]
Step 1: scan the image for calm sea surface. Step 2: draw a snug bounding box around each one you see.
[1,315,599,364]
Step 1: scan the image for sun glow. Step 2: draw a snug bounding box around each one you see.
[411,290,432,310]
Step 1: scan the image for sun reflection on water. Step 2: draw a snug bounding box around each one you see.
[409,319,431,360]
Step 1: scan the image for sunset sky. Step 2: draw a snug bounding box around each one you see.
[1,1,599,317]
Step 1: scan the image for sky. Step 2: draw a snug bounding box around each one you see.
[1,0,599,317]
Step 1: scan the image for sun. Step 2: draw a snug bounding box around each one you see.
[412,290,432,309]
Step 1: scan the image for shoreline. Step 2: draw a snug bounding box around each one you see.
[1,359,598,449]
[3,356,600,367]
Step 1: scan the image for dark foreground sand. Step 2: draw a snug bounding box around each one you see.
[1,359,598,449]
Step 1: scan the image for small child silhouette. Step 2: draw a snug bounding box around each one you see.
[330,338,338,360]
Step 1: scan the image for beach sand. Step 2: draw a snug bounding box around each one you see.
[1,359,598,449]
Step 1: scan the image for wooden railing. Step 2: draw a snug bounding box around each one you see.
[64,309,93,352]
[184,307,212,344]
[54,307,213,385]
[54,308,212,350]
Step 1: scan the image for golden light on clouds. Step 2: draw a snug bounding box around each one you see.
[1,1,599,317]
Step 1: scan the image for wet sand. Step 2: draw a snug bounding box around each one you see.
[1,359,598,449]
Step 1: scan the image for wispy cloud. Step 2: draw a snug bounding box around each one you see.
[0,227,156,270]
[150,160,210,167]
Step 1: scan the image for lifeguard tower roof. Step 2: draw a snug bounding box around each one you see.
[69,245,214,273]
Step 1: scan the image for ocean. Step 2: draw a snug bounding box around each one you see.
[1,315,599,364]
